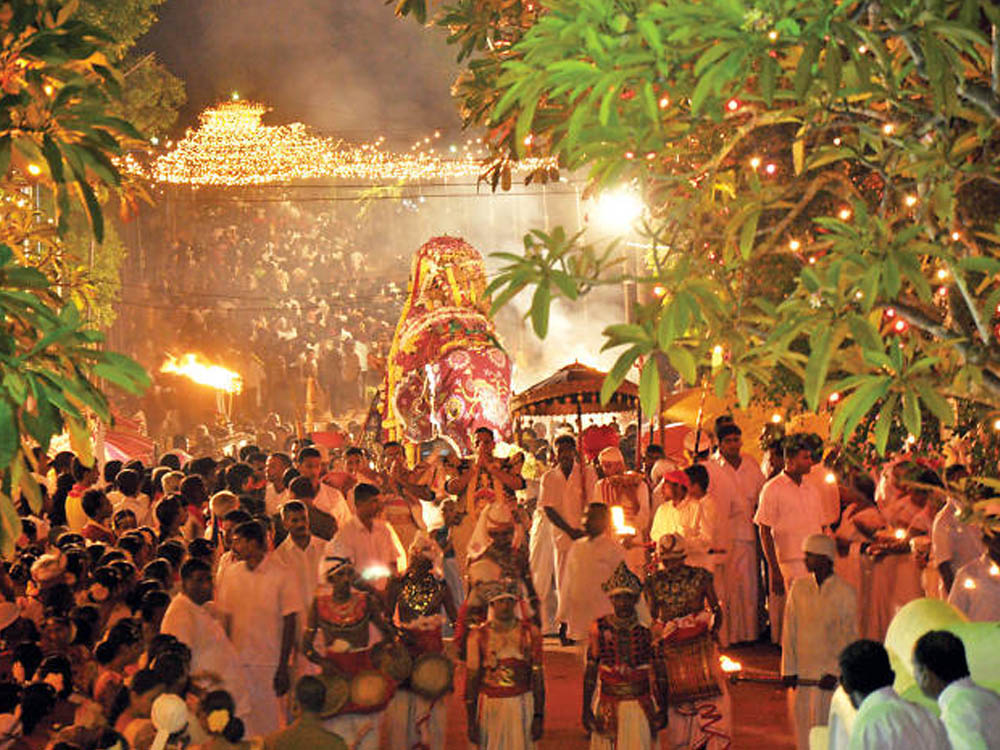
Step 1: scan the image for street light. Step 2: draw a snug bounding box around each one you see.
[590,187,644,235]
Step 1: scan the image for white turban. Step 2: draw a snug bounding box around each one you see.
[802,533,837,561]
[149,694,189,750]
[598,446,625,467]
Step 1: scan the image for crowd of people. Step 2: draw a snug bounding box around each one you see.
[115,201,408,443]
[1,415,998,750]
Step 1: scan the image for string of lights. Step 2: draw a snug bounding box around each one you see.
[128,101,557,187]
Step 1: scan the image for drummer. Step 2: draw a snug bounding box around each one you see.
[645,534,732,750]
[303,556,397,750]
[385,532,458,750]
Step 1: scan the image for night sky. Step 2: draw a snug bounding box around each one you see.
[139,0,463,142]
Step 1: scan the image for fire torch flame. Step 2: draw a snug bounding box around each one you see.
[160,353,243,394]
[719,655,742,673]
[610,506,636,536]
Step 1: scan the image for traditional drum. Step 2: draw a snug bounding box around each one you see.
[409,652,454,700]
[318,672,350,718]
[371,639,413,682]
[657,633,724,702]
[349,669,392,712]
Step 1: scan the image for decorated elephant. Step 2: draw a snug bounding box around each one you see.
[383,236,512,454]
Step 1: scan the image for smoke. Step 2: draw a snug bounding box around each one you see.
[140,0,461,139]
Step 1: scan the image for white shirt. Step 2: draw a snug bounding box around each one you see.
[108,491,152,526]
[556,534,626,640]
[322,516,404,587]
[160,593,252,715]
[264,483,288,517]
[932,500,984,571]
[754,472,825,564]
[650,498,711,558]
[706,453,765,542]
[849,686,948,749]
[938,676,1000,749]
[538,463,597,548]
[314,483,353,530]
[216,554,302,666]
[273,534,326,614]
[781,573,857,679]
[948,555,1000,622]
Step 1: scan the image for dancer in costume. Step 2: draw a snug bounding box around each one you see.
[584,562,668,750]
[303,556,397,750]
[646,534,732,750]
[385,533,457,750]
[465,579,545,750]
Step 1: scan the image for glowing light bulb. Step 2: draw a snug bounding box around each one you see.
[789,239,801,251]
[26,163,41,176]
[963,577,976,590]
[749,156,762,169]
[828,391,841,403]
[990,563,999,577]
[992,419,1000,431]
[768,30,778,41]
[906,434,917,445]
[951,231,961,241]
[838,208,852,220]
[885,308,896,318]
[882,123,894,135]
[659,96,670,109]
[726,98,741,112]
[590,187,644,234]
[653,285,667,298]
[858,44,868,53]
[937,286,948,297]
[771,413,783,424]
[936,269,949,280]
[523,133,534,147]
[904,195,917,207]
[765,163,777,175]
[894,320,908,333]
[43,84,53,95]
[833,137,842,146]
[894,528,907,540]
[808,256,817,264]
[231,92,240,101]
[825,472,836,484]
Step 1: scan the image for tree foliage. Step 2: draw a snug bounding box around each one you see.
[400,0,1000,453]
[0,0,152,555]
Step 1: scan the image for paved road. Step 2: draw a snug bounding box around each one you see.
[441,641,796,749]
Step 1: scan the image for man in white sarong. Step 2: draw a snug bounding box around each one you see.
[538,434,597,641]
[707,422,765,644]
[781,534,857,750]
[160,558,252,718]
[913,629,1000,750]
[754,434,825,642]
[216,520,300,736]
[558,503,627,641]
[465,578,545,750]
[583,562,667,750]
[839,640,948,749]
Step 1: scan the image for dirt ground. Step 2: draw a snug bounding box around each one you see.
[441,641,796,749]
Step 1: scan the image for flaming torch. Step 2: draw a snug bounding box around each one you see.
[160,354,243,423]
[610,505,636,536]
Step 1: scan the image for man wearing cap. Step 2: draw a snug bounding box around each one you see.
[646,534,730,750]
[706,422,766,645]
[595,447,651,577]
[754,433,827,642]
[781,534,857,750]
[650,467,713,567]
[465,579,545,750]
[584,562,667,750]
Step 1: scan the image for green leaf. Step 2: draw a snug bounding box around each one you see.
[657,305,676,349]
[739,209,760,259]
[601,344,644,404]
[530,281,551,338]
[831,377,890,440]
[902,390,921,438]
[804,326,833,411]
[760,56,778,106]
[795,38,822,99]
[735,370,750,407]
[0,398,15,469]
[914,381,954,426]
[639,357,661,418]
[666,346,697,384]
[873,393,898,455]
